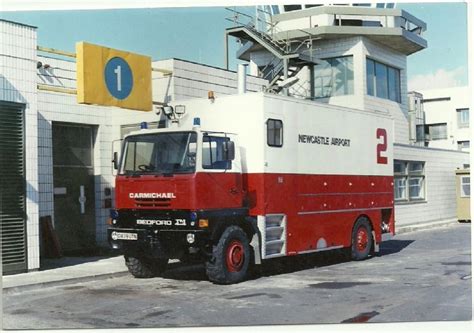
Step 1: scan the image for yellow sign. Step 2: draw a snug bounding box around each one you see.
[76,42,152,111]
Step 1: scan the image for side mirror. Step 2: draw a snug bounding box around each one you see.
[224,141,235,161]
[112,152,119,170]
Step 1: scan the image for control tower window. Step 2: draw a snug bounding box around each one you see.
[376,3,395,8]
[366,58,401,103]
[313,56,354,99]
[283,5,302,12]
[305,5,323,8]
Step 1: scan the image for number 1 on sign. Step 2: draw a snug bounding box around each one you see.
[114,65,122,92]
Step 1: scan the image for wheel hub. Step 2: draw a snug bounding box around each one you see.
[356,227,369,252]
[226,240,244,272]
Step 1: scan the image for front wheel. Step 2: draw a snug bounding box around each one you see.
[124,256,168,278]
[350,217,373,261]
[206,225,250,284]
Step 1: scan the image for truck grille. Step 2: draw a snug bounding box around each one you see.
[134,198,171,208]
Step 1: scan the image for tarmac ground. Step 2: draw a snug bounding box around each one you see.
[1,221,471,330]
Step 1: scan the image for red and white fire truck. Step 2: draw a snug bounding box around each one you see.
[108,92,395,284]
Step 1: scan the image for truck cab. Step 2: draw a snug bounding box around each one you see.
[108,123,254,284]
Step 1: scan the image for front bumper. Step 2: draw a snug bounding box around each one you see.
[108,227,208,259]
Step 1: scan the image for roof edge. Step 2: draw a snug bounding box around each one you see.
[0,18,37,29]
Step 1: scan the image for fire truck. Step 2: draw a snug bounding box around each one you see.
[108,92,395,284]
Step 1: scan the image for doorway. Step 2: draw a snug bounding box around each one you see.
[52,123,96,254]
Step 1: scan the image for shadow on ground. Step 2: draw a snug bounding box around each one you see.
[161,238,415,282]
[40,248,120,271]
[378,239,414,256]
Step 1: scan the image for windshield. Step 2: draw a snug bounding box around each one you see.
[120,132,197,175]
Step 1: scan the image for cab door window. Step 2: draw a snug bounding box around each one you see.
[202,135,231,169]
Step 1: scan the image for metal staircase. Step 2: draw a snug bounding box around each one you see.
[224,7,321,94]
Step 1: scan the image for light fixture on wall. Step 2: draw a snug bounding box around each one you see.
[36,61,51,70]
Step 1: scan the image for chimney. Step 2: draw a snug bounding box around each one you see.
[237,63,248,94]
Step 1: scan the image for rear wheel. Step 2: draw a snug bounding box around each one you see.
[124,256,168,278]
[206,225,250,284]
[351,217,373,261]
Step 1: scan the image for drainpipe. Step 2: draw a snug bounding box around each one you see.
[283,58,289,96]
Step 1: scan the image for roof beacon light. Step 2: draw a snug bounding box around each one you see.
[140,122,148,129]
[208,91,215,103]
[193,117,201,128]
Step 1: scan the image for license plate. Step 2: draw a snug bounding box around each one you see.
[111,231,138,241]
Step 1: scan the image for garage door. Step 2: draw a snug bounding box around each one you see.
[0,101,27,274]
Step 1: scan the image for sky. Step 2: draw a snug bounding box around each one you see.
[0,1,469,91]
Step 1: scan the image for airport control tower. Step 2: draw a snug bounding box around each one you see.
[224,3,427,144]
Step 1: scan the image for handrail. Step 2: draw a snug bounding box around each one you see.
[272,6,426,36]
[37,46,76,58]
[225,7,253,20]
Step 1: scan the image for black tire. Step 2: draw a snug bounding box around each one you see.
[206,225,251,284]
[124,256,168,278]
[350,217,373,261]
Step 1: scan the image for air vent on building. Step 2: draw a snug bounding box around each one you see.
[0,101,27,274]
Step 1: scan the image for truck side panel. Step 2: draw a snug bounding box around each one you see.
[245,173,393,253]
[250,95,394,255]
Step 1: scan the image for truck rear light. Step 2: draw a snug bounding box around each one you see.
[198,219,209,228]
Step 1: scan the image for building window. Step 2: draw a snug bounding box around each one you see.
[267,119,283,147]
[457,108,469,128]
[426,123,447,140]
[313,56,354,99]
[283,5,302,12]
[377,3,395,8]
[457,141,470,151]
[460,176,470,197]
[416,125,425,142]
[366,58,401,103]
[394,160,425,202]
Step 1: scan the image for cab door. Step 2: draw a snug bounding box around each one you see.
[197,133,243,209]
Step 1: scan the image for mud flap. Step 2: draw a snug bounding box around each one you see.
[250,233,262,265]
[372,231,379,253]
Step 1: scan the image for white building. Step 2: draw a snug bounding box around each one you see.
[412,87,470,152]
[0,4,469,274]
